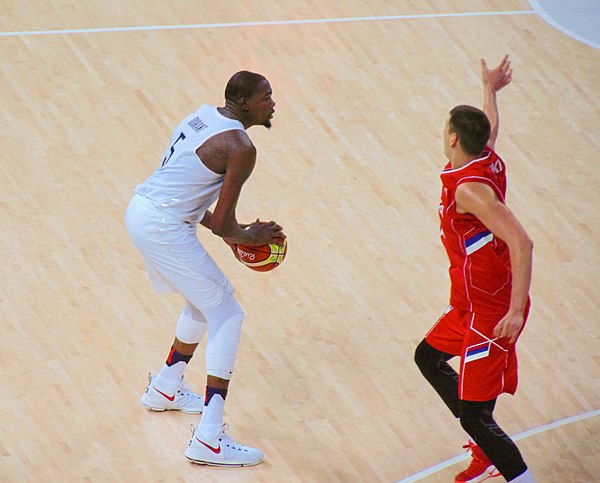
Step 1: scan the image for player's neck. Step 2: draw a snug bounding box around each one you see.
[218,105,253,130]
[449,152,478,169]
[217,105,241,122]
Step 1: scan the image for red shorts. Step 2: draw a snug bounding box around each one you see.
[425,305,529,401]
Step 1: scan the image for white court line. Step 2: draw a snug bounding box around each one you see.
[0,10,534,37]
[396,408,600,482]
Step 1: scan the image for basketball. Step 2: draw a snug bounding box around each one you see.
[236,237,287,272]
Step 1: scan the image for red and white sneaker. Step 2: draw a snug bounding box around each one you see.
[140,373,203,414]
[184,424,264,467]
[455,442,501,483]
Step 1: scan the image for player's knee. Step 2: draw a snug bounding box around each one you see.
[229,302,244,320]
[458,410,480,434]
[175,304,208,344]
[212,293,244,321]
[414,339,436,372]
[458,400,494,434]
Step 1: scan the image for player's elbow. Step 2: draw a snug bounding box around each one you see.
[210,217,224,235]
[488,129,499,150]
[211,223,227,238]
[522,233,534,255]
[509,230,533,258]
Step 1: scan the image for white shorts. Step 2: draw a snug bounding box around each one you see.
[125,194,234,309]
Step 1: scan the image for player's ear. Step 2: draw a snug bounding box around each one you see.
[450,132,459,147]
[239,97,249,111]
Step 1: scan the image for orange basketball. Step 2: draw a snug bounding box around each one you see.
[236,237,287,272]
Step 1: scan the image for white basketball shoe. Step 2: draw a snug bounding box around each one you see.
[184,424,264,467]
[140,373,203,414]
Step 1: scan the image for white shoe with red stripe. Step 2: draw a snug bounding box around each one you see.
[184,424,264,467]
[140,373,203,414]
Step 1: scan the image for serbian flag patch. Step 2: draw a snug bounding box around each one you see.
[464,342,491,363]
[465,230,493,255]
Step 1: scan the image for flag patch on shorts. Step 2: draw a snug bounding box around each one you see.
[465,230,493,255]
[464,342,491,363]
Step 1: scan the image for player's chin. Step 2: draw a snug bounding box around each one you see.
[263,120,272,129]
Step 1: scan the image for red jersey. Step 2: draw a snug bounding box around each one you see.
[439,147,512,314]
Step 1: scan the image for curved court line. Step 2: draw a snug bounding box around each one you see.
[0,10,534,37]
[396,408,600,482]
[529,0,600,50]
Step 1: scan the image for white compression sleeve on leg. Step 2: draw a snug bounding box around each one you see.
[204,294,244,380]
[175,303,208,344]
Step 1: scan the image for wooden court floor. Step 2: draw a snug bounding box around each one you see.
[1,1,599,481]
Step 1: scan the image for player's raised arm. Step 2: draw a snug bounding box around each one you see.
[481,55,512,150]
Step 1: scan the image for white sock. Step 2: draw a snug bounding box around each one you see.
[509,468,534,483]
[198,394,225,439]
[154,361,186,394]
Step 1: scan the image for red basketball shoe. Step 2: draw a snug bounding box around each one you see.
[455,442,501,483]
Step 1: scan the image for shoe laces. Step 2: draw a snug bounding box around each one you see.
[188,424,196,442]
[462,441,477,454]
[460,442,492,477]
[463,441,488,460]
[177,379,198,395]
[218,424,251,452]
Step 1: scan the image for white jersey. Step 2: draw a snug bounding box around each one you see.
[135,104,245,223]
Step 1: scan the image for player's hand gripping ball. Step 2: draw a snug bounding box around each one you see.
[236,237,287,272]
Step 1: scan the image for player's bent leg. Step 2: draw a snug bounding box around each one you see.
[458,399,527,482]
[199,303,243,436]
[414,339,461,417]
[182,292,263,467]
[140,302,207,414]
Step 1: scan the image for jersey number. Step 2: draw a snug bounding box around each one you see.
[161,132,186,166]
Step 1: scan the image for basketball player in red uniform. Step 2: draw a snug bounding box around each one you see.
[414,56,535,482]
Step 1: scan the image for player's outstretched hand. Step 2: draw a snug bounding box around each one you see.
[481,55,512,93]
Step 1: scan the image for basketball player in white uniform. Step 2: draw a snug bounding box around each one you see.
[125,71,284,466]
